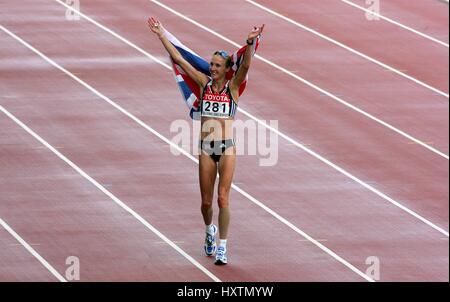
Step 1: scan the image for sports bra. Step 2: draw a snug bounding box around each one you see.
[200,79,237,119]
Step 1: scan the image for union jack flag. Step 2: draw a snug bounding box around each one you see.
[164,30,261,119]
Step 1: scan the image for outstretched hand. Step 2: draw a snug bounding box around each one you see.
[247,24,265,41]
[148,17,165,37]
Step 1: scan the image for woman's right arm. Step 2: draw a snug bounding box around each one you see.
[148,17,209,88]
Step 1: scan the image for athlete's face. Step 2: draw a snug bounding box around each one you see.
[210,55,230,81]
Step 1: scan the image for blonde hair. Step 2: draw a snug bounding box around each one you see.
[213,51,232,68]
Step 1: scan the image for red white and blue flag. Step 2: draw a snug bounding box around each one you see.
[164,30,261,119]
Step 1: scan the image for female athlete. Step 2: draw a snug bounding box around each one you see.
[148,17,264,265]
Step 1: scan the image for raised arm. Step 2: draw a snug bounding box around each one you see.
[148,17,209,88]
[230,24,264,93]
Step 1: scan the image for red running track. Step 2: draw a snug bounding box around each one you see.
[252,0,449,93]
[349,0,449,44]
[0,0,448,281]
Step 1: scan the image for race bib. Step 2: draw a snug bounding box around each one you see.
[201,94,230,118]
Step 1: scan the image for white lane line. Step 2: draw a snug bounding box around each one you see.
[0,104,221,283]
[341,0,449,47]
[239,108,449,238]
[0,218,67,282]
[53,0,171,69]
[143,0,448,159]
[20,1,450,232]
[0,26,374,282]
[246,0,449,99]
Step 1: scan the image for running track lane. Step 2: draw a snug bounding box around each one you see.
[0,106,215,281]
[1,0,447,280]
[249,0,449,94]
[56,0,450,233]
[347,0,449,44]
[0,30,366,282]
[0,221,57,281]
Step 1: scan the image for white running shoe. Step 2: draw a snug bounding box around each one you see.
[214,246,228,265]
[204,225,217,256]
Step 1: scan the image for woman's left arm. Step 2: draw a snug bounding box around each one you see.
[230,24,265,93]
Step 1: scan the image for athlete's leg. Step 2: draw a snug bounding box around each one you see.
[217,146,236,240]
[199,151,218,225]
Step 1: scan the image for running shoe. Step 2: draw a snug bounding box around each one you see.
[214,246,228,265]
[204,224,217,256]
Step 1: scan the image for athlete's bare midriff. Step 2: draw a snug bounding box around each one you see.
[200,117,234,141]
